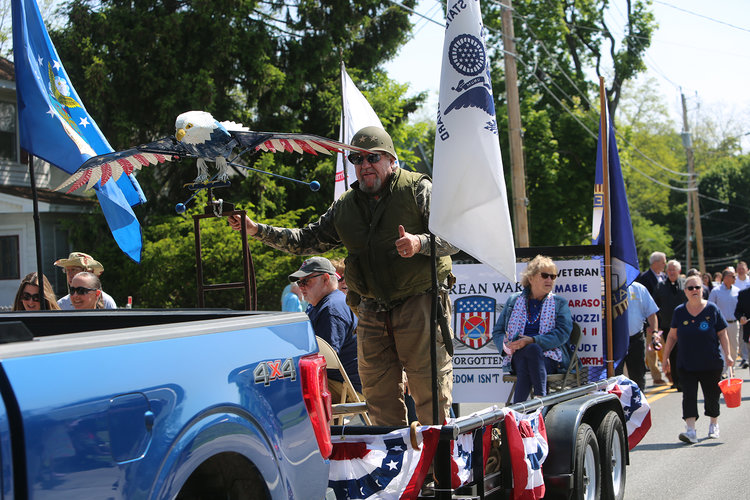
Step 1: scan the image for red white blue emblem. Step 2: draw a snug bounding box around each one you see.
[454,296,496,349]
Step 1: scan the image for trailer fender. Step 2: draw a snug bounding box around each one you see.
[542,392,626,492]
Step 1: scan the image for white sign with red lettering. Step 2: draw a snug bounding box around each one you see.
[450,259,603,403]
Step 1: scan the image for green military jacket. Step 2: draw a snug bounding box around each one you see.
[334,169,452,306]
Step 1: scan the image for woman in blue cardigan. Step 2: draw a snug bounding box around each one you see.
[492,255,573,402]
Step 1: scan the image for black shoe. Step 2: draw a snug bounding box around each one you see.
[671,385,682,392]
[742,360,749,369]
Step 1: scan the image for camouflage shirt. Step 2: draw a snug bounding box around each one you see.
[254,173,459,257]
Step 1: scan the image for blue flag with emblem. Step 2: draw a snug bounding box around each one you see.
[12,0,146,262]
[592,114,640,371]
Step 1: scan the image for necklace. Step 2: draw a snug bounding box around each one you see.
[526,299,542,324]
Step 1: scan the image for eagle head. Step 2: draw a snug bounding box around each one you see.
[175,111,218,144]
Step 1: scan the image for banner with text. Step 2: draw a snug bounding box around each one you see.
[450,260,603,403]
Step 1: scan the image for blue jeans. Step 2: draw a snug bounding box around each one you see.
[511,343,560,403]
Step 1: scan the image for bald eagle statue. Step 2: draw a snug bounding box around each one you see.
[55,110,370,193]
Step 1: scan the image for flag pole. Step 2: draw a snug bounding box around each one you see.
[430,235,439,424]
[28,152,47,310]
[338,57,349,189]
[600,77,614,377]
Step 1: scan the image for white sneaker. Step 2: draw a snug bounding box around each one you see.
[708,423,720,439]
[679,428,698,444]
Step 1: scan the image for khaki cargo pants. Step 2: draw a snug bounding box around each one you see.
[356,292,453,426]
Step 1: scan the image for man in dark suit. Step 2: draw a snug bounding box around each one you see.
[654,259,687,390]
[637,251,667,382]
[734,287,750,369]
[636,251,667,296]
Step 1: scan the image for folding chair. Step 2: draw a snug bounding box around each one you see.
[502,323,583,404]
[316,337,371,425]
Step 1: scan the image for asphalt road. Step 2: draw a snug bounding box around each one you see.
[624,369,750,499]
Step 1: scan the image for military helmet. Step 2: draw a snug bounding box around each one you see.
[350,126,398,160]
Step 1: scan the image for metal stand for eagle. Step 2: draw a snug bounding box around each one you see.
[192,183,257,310]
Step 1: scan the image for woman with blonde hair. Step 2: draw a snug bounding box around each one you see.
[492,255,573,402]
[12,272,61,311]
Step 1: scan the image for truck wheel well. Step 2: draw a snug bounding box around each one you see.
[176,452,269,500]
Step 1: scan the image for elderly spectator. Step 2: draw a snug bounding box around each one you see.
[654,259,687,390]
[618,280,662,389]
[12,272,60,311]
[228,126,458,426]
[636,251,667,296]
[708,269,740,372]
[69,272,104,310]
[492,255,573,403]
[54,252,116,309]
[663,274,732,443]
[289,257,361,402]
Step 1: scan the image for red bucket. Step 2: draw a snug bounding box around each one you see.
[718,378,743,408]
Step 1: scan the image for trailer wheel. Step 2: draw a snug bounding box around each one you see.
[596,412,626,500]
[573,423,600,500]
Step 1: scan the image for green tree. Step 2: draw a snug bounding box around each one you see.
[49,0,427,307]
[51,0,420,217]
[478,0,656,246]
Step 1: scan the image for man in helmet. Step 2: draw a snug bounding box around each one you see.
[229,126,458,426]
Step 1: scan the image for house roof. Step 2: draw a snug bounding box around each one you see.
[0,185,96,206]
[0,57,14,82]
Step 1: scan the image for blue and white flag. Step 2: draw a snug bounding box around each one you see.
[592,113,639,370]
[430,0,515,282]
[12,0,146,262]
[503,408,548,500]
[334,64,385,200]
[328,426,440,499]
[606,375,652,449]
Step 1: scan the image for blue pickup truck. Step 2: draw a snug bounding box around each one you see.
[0,309,332,499]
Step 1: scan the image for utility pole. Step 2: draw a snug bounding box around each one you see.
[500,0,529,247]
[681,91,705,272]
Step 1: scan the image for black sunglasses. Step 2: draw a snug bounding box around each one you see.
[297,274,325,287]
[70,286,97,295]
[347,153,382,165]
[540,272,558,280]
[686,285,702,291]
[21,292,40,302]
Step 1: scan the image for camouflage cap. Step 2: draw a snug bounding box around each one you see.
[350,126,398,160]
[288,256,337,282]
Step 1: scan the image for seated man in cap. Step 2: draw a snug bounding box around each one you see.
[54,252,117,310]
[290,256,361,402]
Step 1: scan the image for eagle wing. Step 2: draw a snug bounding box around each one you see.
[54,136,187,193]
[55,130,373,193]
[231,131,371,156]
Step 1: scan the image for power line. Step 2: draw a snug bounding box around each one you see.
[389,0,697,191]
[653,0,750,35]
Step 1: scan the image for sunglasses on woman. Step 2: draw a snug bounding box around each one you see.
[21,292,40,302]
[540,272,557,280]
[70,286,97,295]
[685,285,702,291]
[347,153,382,165]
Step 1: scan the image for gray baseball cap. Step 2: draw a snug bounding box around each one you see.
[288,256,337,282]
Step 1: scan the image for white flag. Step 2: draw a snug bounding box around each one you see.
[334,66,384,200]
[429,0,516,281]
